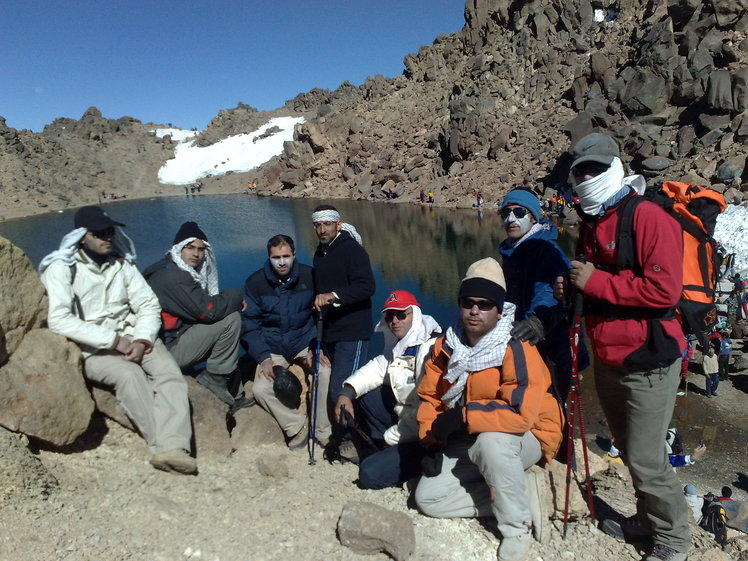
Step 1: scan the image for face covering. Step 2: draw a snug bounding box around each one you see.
[569,157,625,216]
[504,211,534,236]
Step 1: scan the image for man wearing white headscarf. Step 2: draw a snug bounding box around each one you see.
[144,221,250,410]
[335,290,441,488]
[415,258,563,561]
[40,206,196,475]
[565,132,689,561]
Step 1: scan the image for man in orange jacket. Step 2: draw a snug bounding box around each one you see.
[414,257,563,561]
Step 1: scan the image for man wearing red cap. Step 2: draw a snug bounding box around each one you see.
[335,290,441,488]
[40,206,196,475]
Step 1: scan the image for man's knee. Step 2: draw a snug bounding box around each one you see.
[222,311,242,335]
[414,476,452,518]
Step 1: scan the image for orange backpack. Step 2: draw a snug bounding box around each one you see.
[616,181,727,345]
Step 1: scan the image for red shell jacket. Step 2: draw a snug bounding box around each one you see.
[579,198,686,366]
[417,336,564,463]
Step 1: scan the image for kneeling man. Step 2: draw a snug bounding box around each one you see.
[415,257,563,561]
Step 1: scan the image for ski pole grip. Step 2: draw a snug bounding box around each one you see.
[316,306,327,340]
[573,254,586,314]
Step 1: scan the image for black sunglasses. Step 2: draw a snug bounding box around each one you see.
[384,309,410,322]
[90,227,115,239]
[499,207,528,220]
[572,162,610,179]
[459,297,496,311]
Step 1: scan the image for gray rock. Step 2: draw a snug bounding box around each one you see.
[642,156,674,171]
[256,453,290,478]
[733,354,748,371]
[0,425,58,506]
[733,68,748,113]
[708,71,735,111]
[229,394,284,451]
[0,329,93,446]
[0,236,47,366]
[717,156,746,183]
[337,502,415,561]
[620,69,668,115]
[90,385,135,431]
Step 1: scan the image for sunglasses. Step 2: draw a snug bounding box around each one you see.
[383,309,410,322]
[499,207,528,220]
[459,297,496,311]
[572,162,610,179]
[90,227,115,239]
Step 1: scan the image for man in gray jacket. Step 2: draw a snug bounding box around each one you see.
[144,221,251,410]
[40,206,196,475]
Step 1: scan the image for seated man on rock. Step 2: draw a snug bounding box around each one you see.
[144,221,252,411]
[335,290,441,488]
[242,234,331,448]
[415,257,563,561]
[40,206,196,475]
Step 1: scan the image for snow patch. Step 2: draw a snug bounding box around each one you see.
[157,116,304,185]
[715,203,748,273]
[153,128,198,142]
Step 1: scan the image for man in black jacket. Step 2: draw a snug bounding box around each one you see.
[144,221,250,409]
[242,234,331,448]
[311,205,376,427]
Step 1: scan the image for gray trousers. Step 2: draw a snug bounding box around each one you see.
[84,339,192,455]
[168,312,241,375]
[415,431,542,538]
[595,358,689,553]
[253,347,332,439]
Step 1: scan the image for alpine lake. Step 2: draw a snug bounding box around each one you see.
[1,193,744,496]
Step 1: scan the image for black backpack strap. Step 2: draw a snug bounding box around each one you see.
[615,193,645,271]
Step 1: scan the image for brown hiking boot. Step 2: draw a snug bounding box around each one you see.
[150,449,197,475]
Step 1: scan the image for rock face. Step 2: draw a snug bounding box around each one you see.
[0,329,94,446]
[0,425,58,505]
[337,502,416,561]
[0,236,47,365]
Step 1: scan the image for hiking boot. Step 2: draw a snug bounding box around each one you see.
[196,371,234,405]
[287,422,308,450]
[525,466,549,544]
[643,544,688,561]
[150,449,197,475]
[497,532,532,561]
[602,515,652,542]
[228,394,256,416]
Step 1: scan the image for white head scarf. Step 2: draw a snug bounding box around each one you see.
[569,157,626,216]
[168,237,219,295]
[39,226,137,274]
[375,305,442,362]
[311,209,363,245]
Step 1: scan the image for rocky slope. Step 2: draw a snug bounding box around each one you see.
[1,1,747,221]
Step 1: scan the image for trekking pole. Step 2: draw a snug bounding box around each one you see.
[563,259,596,539]
[309,308,326,465]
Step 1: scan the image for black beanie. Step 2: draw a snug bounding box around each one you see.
[173,221,208,245]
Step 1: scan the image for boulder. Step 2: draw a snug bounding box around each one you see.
[619,69,668,115]
[229,389,285,451]
[717,156,746,183]
[0,236,47,366]
[0,329,93,446]
[337,502,415,561]
[708,71,735,112]
[187,376,234,455]
[733,354,748,371]
[0,425,58,506]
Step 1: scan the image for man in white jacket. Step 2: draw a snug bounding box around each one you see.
[39,206,196,475]
[335,290,441,488]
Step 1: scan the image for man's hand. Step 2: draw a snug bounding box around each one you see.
[553,275,566,301]
[335,395,355,424]
[692,443,707,461]
[122,341,146,363]
[569,259,595,291]
[258,358,275,380]
[241,299,247,312]
[314,292,337,311]
[511,316,545,346]
[115,335,133,355]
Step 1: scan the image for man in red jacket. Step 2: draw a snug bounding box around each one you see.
[415,258,563,561]
[567,132,689,561]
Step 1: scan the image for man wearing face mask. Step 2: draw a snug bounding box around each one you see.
[40,206,196,475]
[144,221,251,411]
[498,187,586,404]
[242,235,332,448]
[565,132,689,561]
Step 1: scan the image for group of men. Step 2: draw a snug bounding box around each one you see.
[39,131,691,561]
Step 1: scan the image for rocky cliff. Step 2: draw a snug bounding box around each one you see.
[0,0,746,219]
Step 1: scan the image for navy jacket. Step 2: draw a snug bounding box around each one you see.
[242,260,316,363]
[313,230,375,343]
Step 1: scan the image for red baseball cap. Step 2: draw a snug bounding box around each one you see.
[382,290,420,312]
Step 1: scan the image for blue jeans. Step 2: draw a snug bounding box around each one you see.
[706,372,719,396]
[325,339,369,404]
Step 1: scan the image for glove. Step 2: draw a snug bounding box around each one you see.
[430,406,465,443]
[420,449,444,477]
[511,316,545,346]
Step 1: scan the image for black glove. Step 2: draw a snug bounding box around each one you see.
[420,449,444,477]
[430,406,465,443]
[511,316,545,346]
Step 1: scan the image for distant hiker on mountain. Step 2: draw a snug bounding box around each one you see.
[144,221,252,412]
[40,206,196,475]
[334,290,441,487]
[703,347,720,398]
[242,234,332,449]
[562,132,689,561]
[498,186,588,405]
[718,334,732,381]
[312,204,376,461]
[415,258,562,561]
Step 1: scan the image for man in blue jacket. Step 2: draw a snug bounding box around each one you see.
[242,234,331,448]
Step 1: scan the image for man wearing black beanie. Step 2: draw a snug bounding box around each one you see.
[144,221,252,410]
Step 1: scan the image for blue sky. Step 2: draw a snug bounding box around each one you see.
[1,1,465,132]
